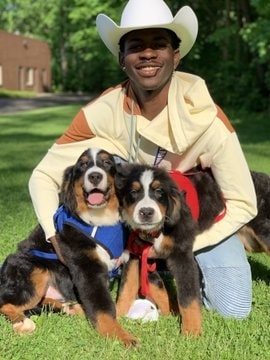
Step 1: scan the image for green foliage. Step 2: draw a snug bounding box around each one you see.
[240,1,270,94]
[0,1,270,109]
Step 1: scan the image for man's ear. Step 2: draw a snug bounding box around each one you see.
[173,49,180,70]
[119,52,125,68]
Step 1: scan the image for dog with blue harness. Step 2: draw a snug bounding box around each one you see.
[0,148,138,347]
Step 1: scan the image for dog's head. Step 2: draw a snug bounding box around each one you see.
[115,164,183,233]
[61,148,119,225]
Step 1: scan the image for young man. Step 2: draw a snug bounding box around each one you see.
[29,0,257,318]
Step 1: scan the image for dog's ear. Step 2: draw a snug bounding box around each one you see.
[60,165,77,213]
[165,186,183,226]
[115,163,131,191]
[114,163,133,205]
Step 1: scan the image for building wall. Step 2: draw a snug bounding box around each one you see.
[0,30,51,93]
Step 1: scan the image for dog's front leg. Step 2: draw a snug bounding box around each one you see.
[167,252,202,336]
[148,271,171,315]
[55,230,139,347]
[64,253,139,347]
[116,256,140,317]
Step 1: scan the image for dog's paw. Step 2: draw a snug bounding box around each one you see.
[13,318,36,334]
[62,302,84,316]
[182,324,202,337]
[122,334,140,348]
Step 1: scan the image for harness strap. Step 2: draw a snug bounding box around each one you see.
[139,246,156,299]
[29,250,59,260]
[214,207,227,223]
[49,235,66,264]
[53,205,125,259]
[126,232,157,300]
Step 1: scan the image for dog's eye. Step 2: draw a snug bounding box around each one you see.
[154,188,163,199]
[130,189,138,199]
[80,161,89,169]
[103,159,113,169]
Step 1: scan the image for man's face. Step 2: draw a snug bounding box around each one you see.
[119,28,180,93]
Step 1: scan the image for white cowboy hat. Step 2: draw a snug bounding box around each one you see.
[96,0,198,58]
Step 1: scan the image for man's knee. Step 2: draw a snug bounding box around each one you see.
[200,266,252,319]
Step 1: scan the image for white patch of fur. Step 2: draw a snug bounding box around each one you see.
[132,170,163,228]
[89,147,100,162]
[96,245,118,271]
[83,167,108,193]
[79,208,120,226]
[121,250,131,263]
[153,233,164,253]
[13,318,36,334]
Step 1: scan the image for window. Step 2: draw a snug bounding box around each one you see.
[0,65,3,86]
[42,69,47,85]
[26,67,34,86]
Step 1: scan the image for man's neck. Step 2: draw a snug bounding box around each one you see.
[131,81,171,120]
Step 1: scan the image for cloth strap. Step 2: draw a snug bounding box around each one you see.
[126,231,157,299]
[29,249,59,260]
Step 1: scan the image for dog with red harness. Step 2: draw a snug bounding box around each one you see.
[115,163,270,336]
[115,164,227,336]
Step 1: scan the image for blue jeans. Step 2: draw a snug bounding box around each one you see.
[195,234,252,319]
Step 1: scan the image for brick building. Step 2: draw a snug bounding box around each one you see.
[0,30,51,93]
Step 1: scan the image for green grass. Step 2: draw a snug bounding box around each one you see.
[0,106,270,359]
[0,88,37,98]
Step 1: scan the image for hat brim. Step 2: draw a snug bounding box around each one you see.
[96,6,198,59]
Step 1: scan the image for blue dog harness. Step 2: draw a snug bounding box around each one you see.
[29,205,127,278]
[53,205,126,259]
[29,250,59,260]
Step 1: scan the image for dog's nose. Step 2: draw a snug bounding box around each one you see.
[139,207,154,221]
[88,172,103,185]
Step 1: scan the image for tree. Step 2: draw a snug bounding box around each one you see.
[0,0,269,110]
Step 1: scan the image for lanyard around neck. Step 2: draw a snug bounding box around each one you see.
[128,100,141,163]
[128,100,167,166]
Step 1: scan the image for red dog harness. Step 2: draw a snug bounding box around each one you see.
[127,170,226,299]
[169,170,226,223]
[126,231,157,299]
[169,170,200,221]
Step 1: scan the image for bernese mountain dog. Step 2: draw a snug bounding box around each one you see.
[0,148,138,347]
[114,164,270,337]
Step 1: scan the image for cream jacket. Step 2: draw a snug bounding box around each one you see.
[29,72,257,251]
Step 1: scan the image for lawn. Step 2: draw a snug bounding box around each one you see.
[0,105,269,360]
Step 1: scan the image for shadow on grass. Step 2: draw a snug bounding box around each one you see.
[229,109,270,145]
[249,257,270,285]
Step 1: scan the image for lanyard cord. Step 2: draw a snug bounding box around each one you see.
[128,100,167,165]
[128,100,142,164]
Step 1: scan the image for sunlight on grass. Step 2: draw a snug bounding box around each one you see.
[0,106,269,359]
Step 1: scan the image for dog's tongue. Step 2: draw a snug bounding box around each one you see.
[87,192,104,205]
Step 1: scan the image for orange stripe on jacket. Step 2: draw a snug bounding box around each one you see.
[215,105,235,133]
[56,84,124,145]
